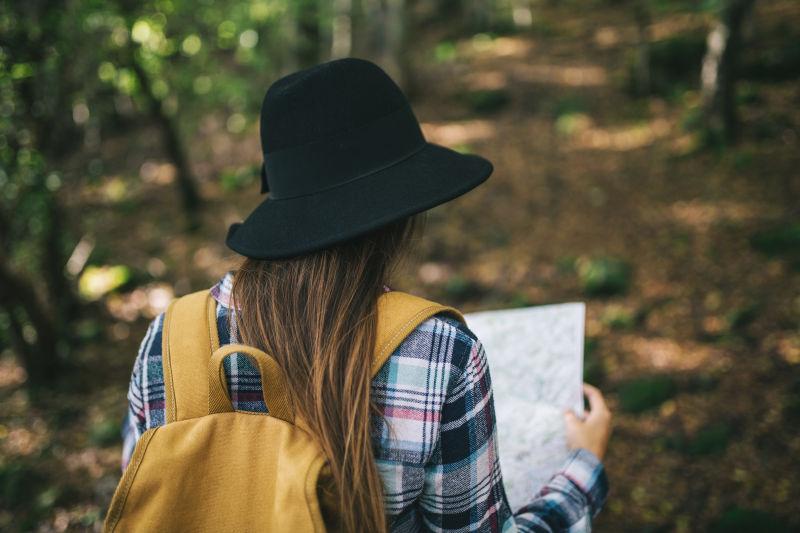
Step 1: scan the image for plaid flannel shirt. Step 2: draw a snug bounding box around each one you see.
[122,272,608,532]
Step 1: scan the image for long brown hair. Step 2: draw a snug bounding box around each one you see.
[230,215,422,532]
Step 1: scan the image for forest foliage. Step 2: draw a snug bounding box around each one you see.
[1,0,777,389]
[1,0,799,531]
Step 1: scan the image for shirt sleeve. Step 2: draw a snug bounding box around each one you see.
[120,313,164,471]
[419,323,609,532]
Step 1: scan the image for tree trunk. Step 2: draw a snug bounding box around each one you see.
[436,0,464,22]
[632,0,652,96]
[129,49,201,228]
[0,209,10,255]
[701,0,756,143]
[283,0,321,72]
[296,0,321,67]
[0,258,62,385]
[361,0,408,89]
[468,0,493,32]
[42,195,81,322]
[331,0,353,59]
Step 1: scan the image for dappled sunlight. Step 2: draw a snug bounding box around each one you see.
[472,258,533,288]
[571,118,672,151]
[667,200,768,229]
[620,335,728,372]
[193,245,233,279]
[139,161,176,185]
[146,257,167,277]
[81,175,132,204]
[464,70,508,91]
[197,114,261,161]
[421,119,496,146]
[417,262,453,285]
[78,265,131,301]
[2,419,48,458]
[489,36,533,58]
[105,283,174,322]
[0,359,26,389]
[110,322,131,341]
[65,236,95,278]
[513,63,608,87]
[593,27,621,49]
[764,331,800,365]
[649,13,707,41]
[64,448,118,480]
[669,132,699,155]
[454,34,534,60]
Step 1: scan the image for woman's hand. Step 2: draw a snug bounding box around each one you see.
[564,383,612,461]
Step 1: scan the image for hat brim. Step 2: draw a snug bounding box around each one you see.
[225,143,493,259]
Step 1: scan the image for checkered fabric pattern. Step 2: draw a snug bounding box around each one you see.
[122,272,608,532]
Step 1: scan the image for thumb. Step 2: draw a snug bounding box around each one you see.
[564,410,580,425]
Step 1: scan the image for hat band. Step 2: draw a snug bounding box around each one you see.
[263,104,426,200]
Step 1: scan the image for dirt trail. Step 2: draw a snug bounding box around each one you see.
[399,4,800,531]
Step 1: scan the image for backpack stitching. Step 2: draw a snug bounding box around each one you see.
[104,428,159,531]
[163,302,178,423]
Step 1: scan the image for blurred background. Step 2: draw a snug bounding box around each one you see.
[1,0,799,531]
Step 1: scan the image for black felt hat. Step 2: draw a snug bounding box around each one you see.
[225,58,493,259]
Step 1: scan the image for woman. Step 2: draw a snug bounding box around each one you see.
[122,58,611,532]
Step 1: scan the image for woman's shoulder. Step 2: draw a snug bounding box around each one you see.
[371,311,483,464]
[137,311,167,359]
[138,284,484,384]
[384,310,481,379]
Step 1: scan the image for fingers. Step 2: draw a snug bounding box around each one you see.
[563,409,582,430]
[582,383,610,418]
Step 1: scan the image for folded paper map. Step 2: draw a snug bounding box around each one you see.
[464,302,585,511]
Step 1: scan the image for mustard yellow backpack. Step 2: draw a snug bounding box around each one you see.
[104,289,464,532]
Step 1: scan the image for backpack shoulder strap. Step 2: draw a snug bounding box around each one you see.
[161,289,220,423]
[161,289,463,421]
[372,291,465,376]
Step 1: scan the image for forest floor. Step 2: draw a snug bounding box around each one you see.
[1,1,799,531]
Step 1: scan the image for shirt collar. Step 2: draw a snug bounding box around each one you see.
[210,271,236,309]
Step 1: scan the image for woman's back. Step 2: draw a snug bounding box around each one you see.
[123,272,607,531]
